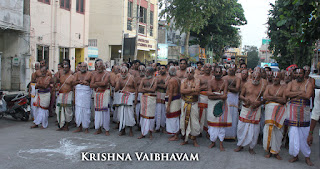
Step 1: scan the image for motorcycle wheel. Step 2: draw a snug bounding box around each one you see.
[18,108,29,121]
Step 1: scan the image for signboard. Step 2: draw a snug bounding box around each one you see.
[158,44,168,60]
[261,62,271,67]
[88,47,98,58]
[88,60,95,70]
[262,39,271,45]
[12,57,20,66]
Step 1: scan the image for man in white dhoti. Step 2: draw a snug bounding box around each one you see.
[56,60,74,131]
[286,68,314,166]
[133,65,146,128]
[308,89,320,166]
[223,64,241,140]
[115,66,137,136]
[138,67,158,139]
[31,67,51,129]
[180,67,201,147]
[155,65,169,132]
[73,63,92,133]
[30,62,40,120]
[262,72,287,160]
[165,66,181,141]
[90,61,111,136]
[207,66,229,151]
[234,71,265,154]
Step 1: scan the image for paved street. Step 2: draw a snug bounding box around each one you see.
[0,116,319,169]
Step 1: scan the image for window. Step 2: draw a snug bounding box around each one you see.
[88,39,98,47]
[38,0,50,5]
[139,25,146,34]
[128,1,133,18]
[60,0,71,10]
[37,45,49,65]
[59,48,69,64]
[76,0,85,14]
[137,6,147,23]
[150,11,154,25]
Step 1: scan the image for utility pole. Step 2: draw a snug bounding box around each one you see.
[134,0,142,60]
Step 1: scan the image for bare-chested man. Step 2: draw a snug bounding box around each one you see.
[198,63,212,134]
[195,61,204,77]
[235,71,265,154]
[223,64,241,140]
[56,60,74,131]
[176,59,188,79]
[155,65,169,132]
[284,71,293,85]
[180,67,201,147]
[73,62,92,133]
[266,71,273,85]
[207,66,229,151]
[285,68,314,166]
[262,72,287,160]
[138,67,158,139]
[133,65,146,126]
[31,66,52,129]
[165,66,181,141]
[240,69,248,90]
[237,63,247,78]
[90,61,111,136]
[110,65,120,123]
[129,60,140,78]
[115,66,137,137]
[30,62,40,119]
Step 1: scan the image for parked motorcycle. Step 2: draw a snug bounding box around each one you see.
[0,91,30,121]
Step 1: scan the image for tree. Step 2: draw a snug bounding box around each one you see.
[189,0,247,61]
[267,0,317,69]
[244,45,259,69]
[159,0,226,56]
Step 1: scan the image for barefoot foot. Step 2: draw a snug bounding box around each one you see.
[288,156,299,163]
[105,131,110,136]
[234,146,243,152]
[275,154,282,160]
[305,157,314,166]
[137,135,145,139]
[249,148,256,155]
[208,142,215,148]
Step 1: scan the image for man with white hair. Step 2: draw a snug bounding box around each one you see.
[115,66,137,136]
[138,67,158,139]
[234,71,265,154]
[165,66,181,141]
[180,67,201,147]
[73,62,93,133]
[90,61,111,136]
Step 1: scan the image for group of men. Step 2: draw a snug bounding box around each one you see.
[29,59,319,166]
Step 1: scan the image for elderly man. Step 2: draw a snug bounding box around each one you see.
[180,67,201,147]
[165,66,181,141]
[285,68,314,166]
[198,63,212,133]
[223,64,241,140]
[73,62,92,133]
[207,66,229,151]
[138,67,158,139]
[114,66,137,136]
[31,67,51,129]
[263,72,287,160]
[56,60,74,131]
[235,71,265,154]
[155,65,169,132]
[90,61,111,136]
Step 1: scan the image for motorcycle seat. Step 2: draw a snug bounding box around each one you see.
[4,94,20,102]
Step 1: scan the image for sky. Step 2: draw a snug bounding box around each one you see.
[237,0,276,48]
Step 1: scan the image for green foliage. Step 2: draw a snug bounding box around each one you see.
[267,0,318,69]
[244,46,259,69]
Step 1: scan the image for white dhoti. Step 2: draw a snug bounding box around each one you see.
[165,95,181,135]
[263,102,287,154]
[56,91,73,128]
[225,92,239,139]
[135,93,142,124]
[199,92,208,132]
[75,85,92,129]
[140,94,156,136]
[94,90,110,131]
[33,89,51,128]
[116,92,136,131]
[30,83,37,119]
[237,106,261,148]
[155,92,166,130]
[180,96,200,142]
[207,96,231,142]
[286,99,311,157]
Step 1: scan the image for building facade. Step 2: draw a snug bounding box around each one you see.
[0,0,30,91]
[30,0,90,73]
[89,0,158,65]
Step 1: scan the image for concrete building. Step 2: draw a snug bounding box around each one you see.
[258,38,273,63]
[29,0,90,72]
[89,0,158,65]
[0,0,30,91]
